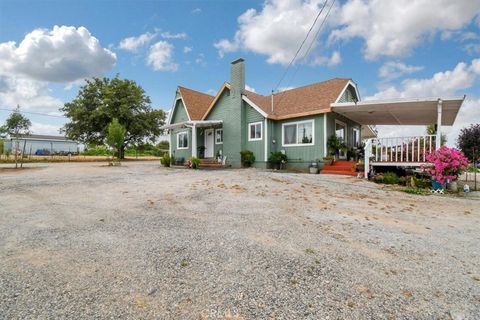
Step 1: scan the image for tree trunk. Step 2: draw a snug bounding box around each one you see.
[20,140,26,168]
[120,144,125,159]
[14,140,18,169]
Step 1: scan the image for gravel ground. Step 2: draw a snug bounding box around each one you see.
[0,162,479,319]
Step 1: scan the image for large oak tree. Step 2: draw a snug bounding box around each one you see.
[61,76,165,158]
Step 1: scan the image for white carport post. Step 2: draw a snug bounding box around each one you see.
[191,123,197,158]
[364,139,371,179]
[436,99,442,150]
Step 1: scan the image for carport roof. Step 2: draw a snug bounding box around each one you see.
[331,96,465,126]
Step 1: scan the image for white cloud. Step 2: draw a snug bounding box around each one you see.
[146,41,178,72]
[0,25,116,83]
[31,122,62,136]
[367,59,480,146]
[0,74,63,113]
[160,31,187,40]
[214,0,332,64]
[119,32,155,52]
[195,53,206,67]
[191,8,202,14]
[330,0,480,60]
[368,59,480,100]
[245,84,256,92]
[312,51,342,67]
[378,61,423,81]
[183,46,192,53]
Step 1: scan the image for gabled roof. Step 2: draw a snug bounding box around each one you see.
[244,78,351,120]
[177,86,215,121]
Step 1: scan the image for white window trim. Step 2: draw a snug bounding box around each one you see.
[215,128,223,145]
[352,127,360,147]
[281,119,315,147]
[248,121,263,141]
[335,119,347,144]
[176,131,189,150]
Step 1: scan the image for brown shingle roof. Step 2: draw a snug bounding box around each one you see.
[178,86,215,120]
[244,78,351,119]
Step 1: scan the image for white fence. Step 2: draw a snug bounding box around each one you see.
[367,135,437,163]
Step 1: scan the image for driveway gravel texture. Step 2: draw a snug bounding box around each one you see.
[0,162,479,319]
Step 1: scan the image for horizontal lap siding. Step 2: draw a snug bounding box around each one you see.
[272,114,325,168]
[170,99,191,161]
[206,90,240,166]
[244,102,265,162]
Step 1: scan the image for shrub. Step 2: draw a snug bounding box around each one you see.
[190,156,200,169]
[160,153,171,167]
[412,176,430,189]
[425,146,469,184]
[268,151,287,164]
[240,150,255,167]
[404,187,430,195]
[382,172,399,184]
[373,174,384,183]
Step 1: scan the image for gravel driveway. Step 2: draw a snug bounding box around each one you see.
[0,162,479,319]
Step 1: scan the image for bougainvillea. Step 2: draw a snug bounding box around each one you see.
[426,146,469,185]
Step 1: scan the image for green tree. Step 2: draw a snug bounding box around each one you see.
[426,124,447,145]
[0,139,4,159]
[157,140,169,151]
[106,118,126,161]
[0,106,31,168]
[457,123,480,162]
[61,76,166,158]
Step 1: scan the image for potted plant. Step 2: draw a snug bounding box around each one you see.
[323,156,334,166]
[216,150,222,163]
[327,135,347,160]
[425,146,469,191]
[309,162,319,174]
[240,150,255,167]
[189,156,201,169]
[269,151,287,170]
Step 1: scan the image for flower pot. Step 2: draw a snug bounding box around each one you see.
[447,181,458,192]
[272,162,281,170]
[323,159,333,166]
[431,180,445,190]
[309,166,319,174]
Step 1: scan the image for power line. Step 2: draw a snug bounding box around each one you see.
[272,0,329,93]
[272,0,336,110]
[0,107,67,119]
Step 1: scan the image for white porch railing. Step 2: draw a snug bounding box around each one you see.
[364,135,437,178]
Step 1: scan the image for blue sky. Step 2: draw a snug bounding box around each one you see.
[0,0,479,144]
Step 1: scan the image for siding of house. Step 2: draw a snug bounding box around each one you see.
[337,84,358,103]
[244,101,266,163]
[170,99,191,161]
[271,114,326,170]
[205,89,243,166]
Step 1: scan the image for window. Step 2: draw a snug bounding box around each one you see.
[248,122,262,141]
[177,132,188,149]
[282,120,314,146]
[215,129,223,144]
[353,128,360,147]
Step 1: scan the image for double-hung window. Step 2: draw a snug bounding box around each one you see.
[248,122,262,141]
[353,128,360,147]
[215,129,223,144]
[177,132,188,149]
[282,120,314,146]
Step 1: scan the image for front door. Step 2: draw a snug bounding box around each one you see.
[335,120,347,159]
[204,129,214,158]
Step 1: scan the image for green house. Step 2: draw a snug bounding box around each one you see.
[163,58,365,170]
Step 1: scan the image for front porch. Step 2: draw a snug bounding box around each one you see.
[331,96,465,178]
[162,120,224,162]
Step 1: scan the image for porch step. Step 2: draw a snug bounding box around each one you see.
[199,159,226,169]
[321,161,356,176]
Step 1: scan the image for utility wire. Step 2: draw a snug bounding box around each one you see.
[0,107,67,119]
[272,0,336,110]
[272,0,328,93]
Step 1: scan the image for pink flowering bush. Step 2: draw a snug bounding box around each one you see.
[426,146,469,185]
